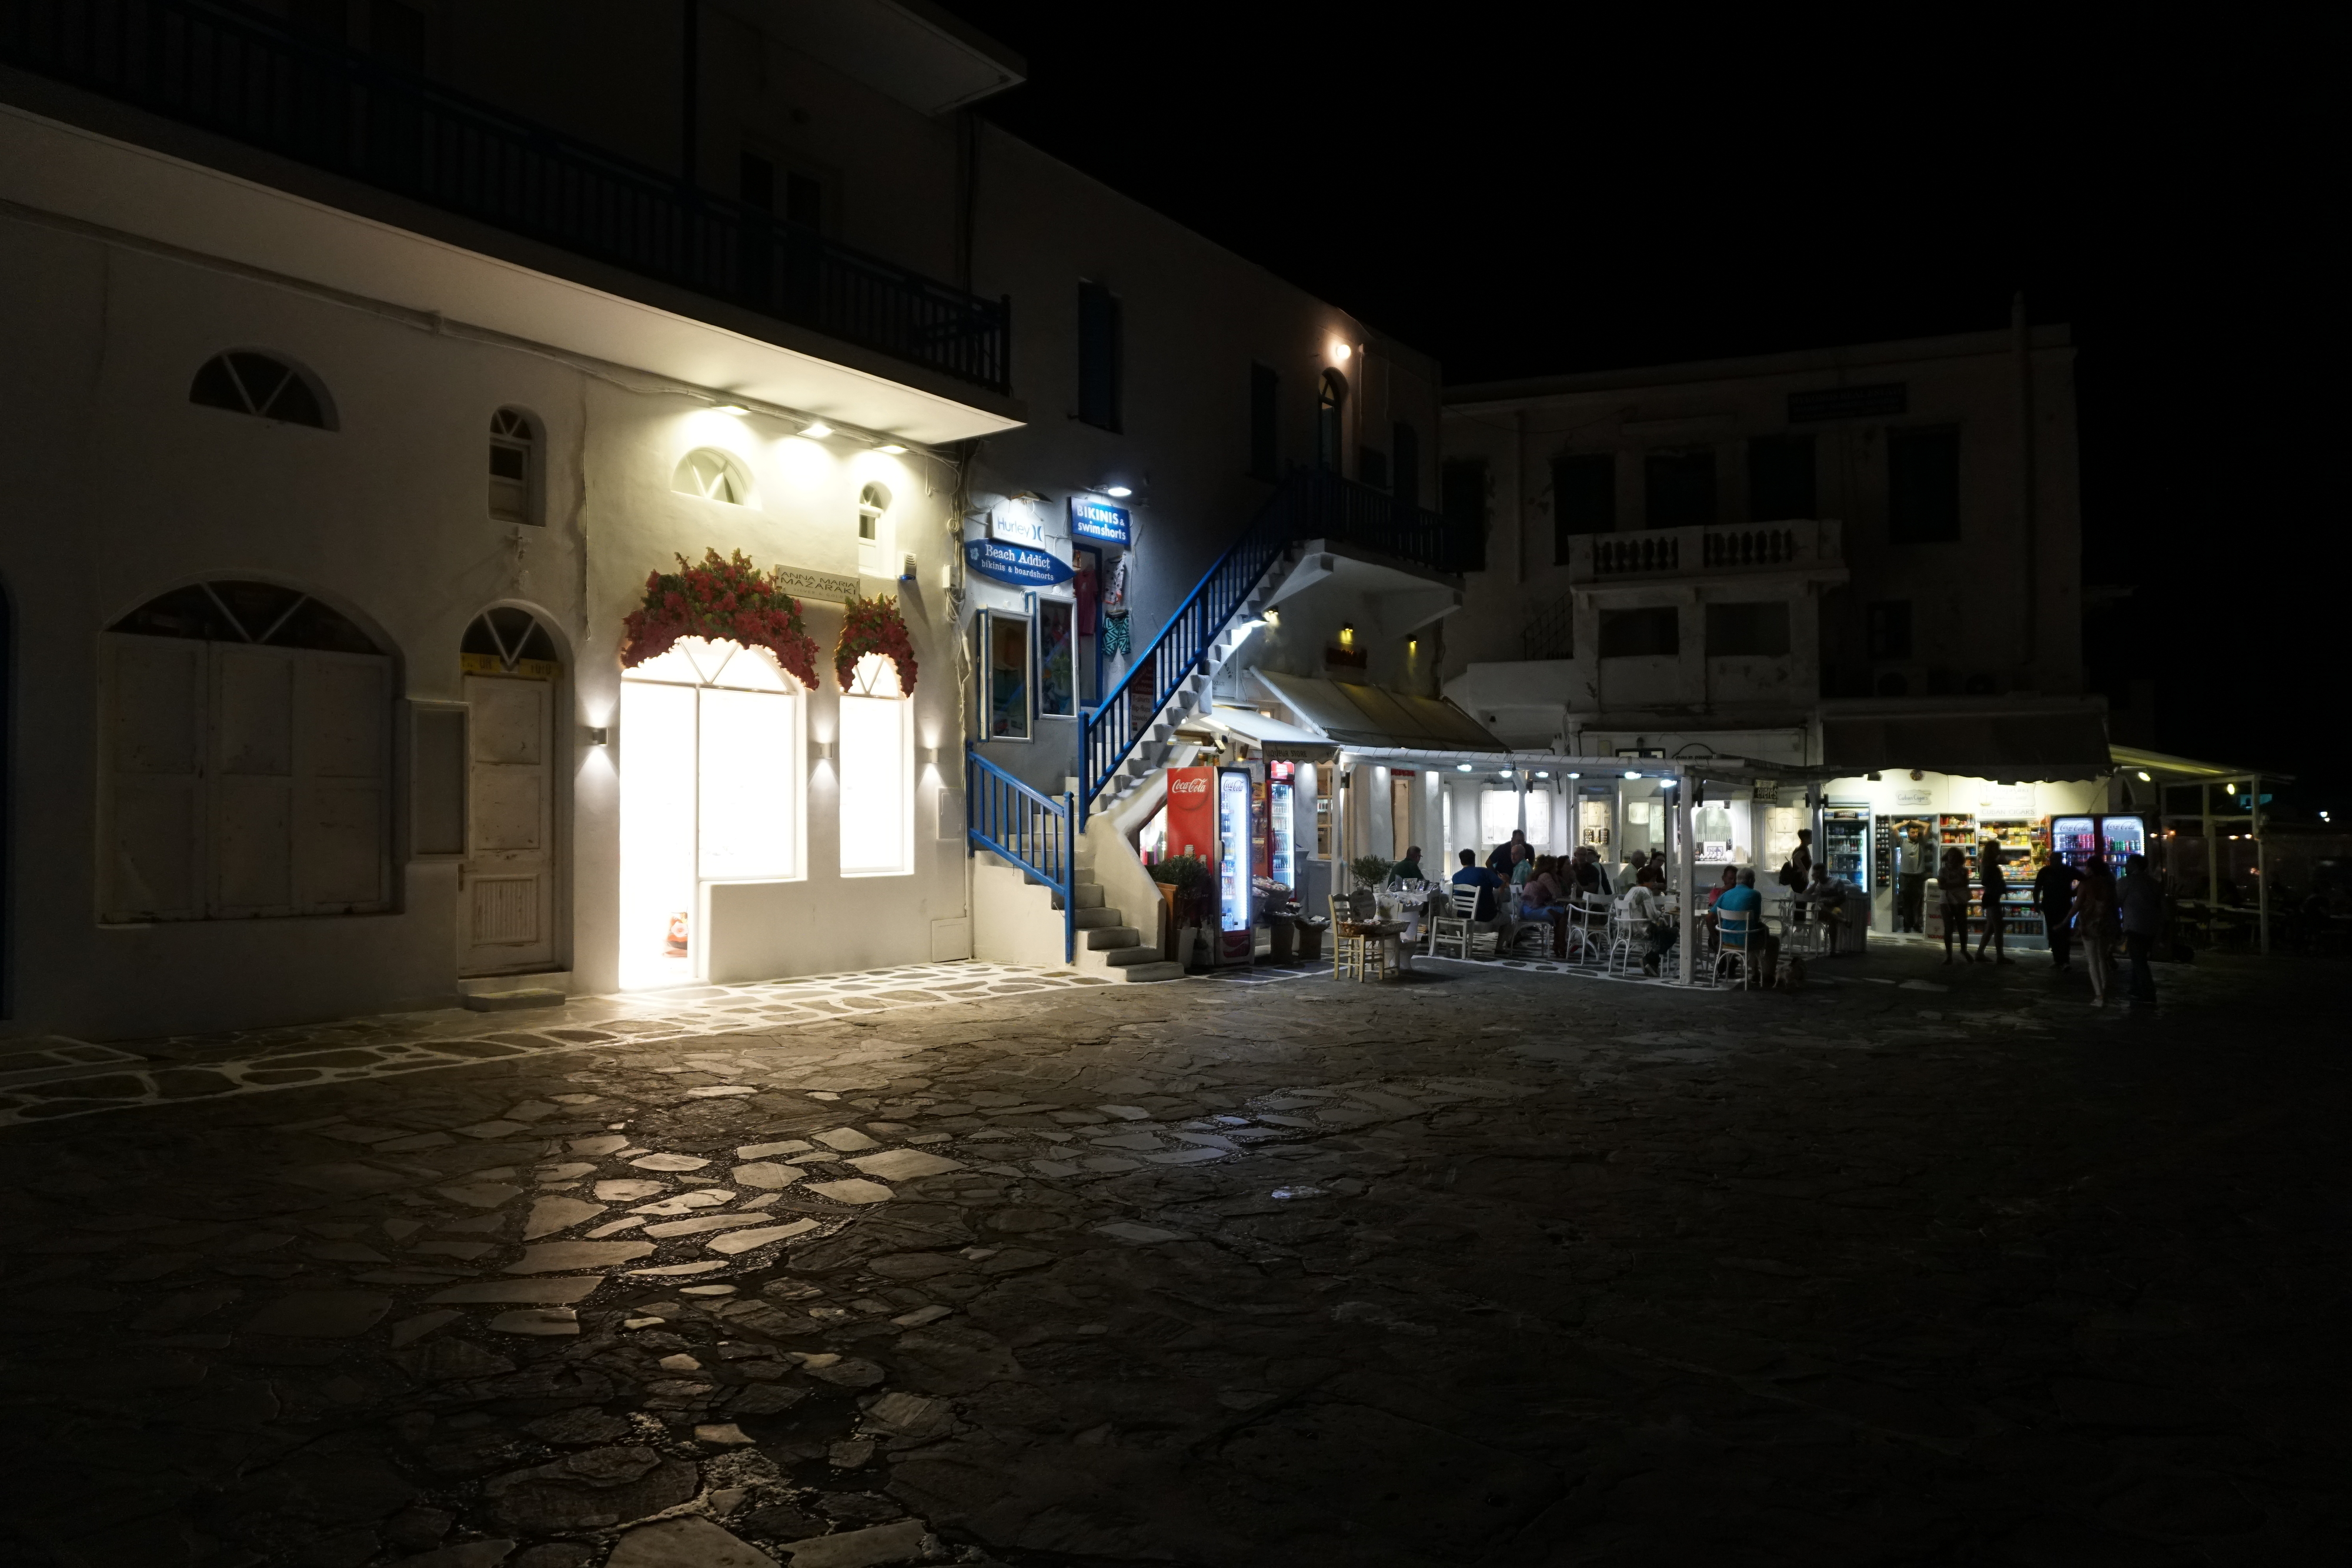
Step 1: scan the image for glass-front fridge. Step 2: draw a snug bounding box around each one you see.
[2051,815,2099,867]
[2099,813,2148,864]
[1822,805,1872,893]
[1216,766,1254,965]
[1268,763,1296,893]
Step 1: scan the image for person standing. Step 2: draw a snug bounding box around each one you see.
[2119,852,2164,1005]
[1975,840,2014,964]
[1939,845,1973,963]
[1486,829,1528,880]
[1895,823,1930,933]
[1783,828,1815,891]
[2034,850,2082,971]
[2073,856,2118,1005]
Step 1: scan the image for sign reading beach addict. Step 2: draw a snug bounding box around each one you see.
[1069,496,1131,547]
[964,536,1073,587]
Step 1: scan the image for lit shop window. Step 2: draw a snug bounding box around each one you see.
[838,653,912,877]
[1479,787,1551,850]
[674,448,754,506]
[618,637,802,988]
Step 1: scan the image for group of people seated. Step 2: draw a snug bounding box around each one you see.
[1421,826,1856,986]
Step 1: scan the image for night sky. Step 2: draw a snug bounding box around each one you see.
[948,5,2340,815]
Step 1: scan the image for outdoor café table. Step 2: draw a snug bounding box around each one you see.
[1341,919,1415,978]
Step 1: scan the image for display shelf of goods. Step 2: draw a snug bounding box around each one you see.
[621,549,819,688]
[834,593,918,697]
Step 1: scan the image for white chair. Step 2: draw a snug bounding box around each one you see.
[1605,897,1641,975]
[1426,884,1475,961]
[1565,897,1608,965]
[1714,908,1761,989]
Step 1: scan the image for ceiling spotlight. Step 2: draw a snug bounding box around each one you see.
[876,442,907,454]
[1455,763,1473,773]
[1623,770,1641,779]
[1105,484,1132,498]
[1534,770,1550,778]
[1566,771,1581,779]
[800,422,834,439]
[2136,770,2153,782]
[713,403,751,416]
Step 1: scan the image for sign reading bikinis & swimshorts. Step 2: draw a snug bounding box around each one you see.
[1069,496,1132,547]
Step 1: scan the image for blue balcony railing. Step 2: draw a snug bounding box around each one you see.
[0,0,1011,392]
[966,753,1074,964]
[1077,468,1467,824]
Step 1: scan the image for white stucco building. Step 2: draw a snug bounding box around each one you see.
[0,0,1466,1036]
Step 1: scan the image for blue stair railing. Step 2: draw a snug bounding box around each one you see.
[1075,469,1465,827]
[965,753,1075,964]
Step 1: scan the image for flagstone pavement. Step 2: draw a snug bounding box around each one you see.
[0,944,2344,1566]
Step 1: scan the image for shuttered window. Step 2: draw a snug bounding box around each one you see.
[103,638,390,920]
[1078,281,1121,432]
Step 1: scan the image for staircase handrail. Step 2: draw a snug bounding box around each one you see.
[965,752,1074,964]
[1077,469,1461,825]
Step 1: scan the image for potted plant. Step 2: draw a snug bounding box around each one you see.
[1347,854,1394,922]
[1150,854,1209,962]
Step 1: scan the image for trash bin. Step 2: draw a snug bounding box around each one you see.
[1269,913,1297,962]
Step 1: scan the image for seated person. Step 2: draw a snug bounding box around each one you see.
[1511,849,1538,890]
[1521,855,1570,914]
[1449,848,1505,924]
[1392,845,1425,884]
[1626,864,1679,977]
[1705,865,1739,908]
[1712,867,1782,985]
[1799,860,1855,955]
[1568,845,1613,904]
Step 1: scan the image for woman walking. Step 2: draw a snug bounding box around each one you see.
[1939,845,1974,963]
[2073,856,2119,1005]
[1975,840,2014,964]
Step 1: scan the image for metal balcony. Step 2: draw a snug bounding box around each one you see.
[0,0,1011,392]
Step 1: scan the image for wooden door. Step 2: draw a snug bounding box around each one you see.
[460,672,554,974]
[1391,773,1414,862]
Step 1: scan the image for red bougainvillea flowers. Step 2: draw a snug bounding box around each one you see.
[834,592,918,697]
[619,548,820,691]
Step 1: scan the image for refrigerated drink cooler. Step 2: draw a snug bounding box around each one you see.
[2051,814,2149,868]
[1822,803,1874,940]
[1216,766,1255,965]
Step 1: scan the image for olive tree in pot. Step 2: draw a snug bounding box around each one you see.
[1346,854,1395,922]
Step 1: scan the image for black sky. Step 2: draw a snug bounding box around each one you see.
[947,5,2343,808]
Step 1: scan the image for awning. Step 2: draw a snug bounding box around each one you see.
[1822,708,2111,781]
[1205,705,1338,761]
[1254,672,1506,753]
[2109,745,2291,785]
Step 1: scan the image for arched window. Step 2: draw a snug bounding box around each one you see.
[461,606,560,676]
[102,581,389,922]
[1317,369,1347,472]
[674,449,754,506]
[489,408,541,525]
[857,482,890,543]
[189,352,333,429]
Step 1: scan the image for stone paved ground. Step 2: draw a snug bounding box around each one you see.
[1,942,2345,1567]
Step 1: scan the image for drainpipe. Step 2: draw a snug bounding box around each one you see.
[680,0,699,186]
[2013,292,2037,676]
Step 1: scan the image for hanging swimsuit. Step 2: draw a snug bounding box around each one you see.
[1101,553,1132,657]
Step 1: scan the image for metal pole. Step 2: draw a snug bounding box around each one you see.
[2253,774,2268,956]
[2201,781,2216,948]
[1676,772,1696,984]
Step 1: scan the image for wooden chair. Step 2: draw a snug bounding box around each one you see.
[1328,896,1391,981]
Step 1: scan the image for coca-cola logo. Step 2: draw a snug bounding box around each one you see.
[1170,777,1208,795]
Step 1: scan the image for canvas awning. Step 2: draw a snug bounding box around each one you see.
[1253,672,1506,753]
[1205,705,1338,761]
[1822,707,2111,782]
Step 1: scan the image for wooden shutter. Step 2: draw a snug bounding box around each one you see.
[101,635,208,921]
[296,651,392,912]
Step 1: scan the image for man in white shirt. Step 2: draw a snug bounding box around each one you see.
[1894,823,1930,932]
[1626,864,1679,977]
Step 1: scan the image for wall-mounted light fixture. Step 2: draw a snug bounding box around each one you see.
[2136,770,2153,782]
[582,726,609,746]
[711,403,751,417]
[1264,608,1281,627]
[876,442,908,454]
[918,745,941,770]
[1338,623,1355,646]
[800,422,834,439]
[811,739,837,763]
[1105,484,1133,498]
[1331,341,1352,362]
